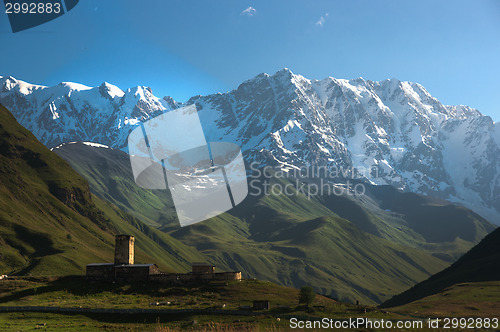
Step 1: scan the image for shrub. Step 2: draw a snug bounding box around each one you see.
[298,286,315,306]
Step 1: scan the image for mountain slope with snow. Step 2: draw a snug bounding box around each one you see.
[0,76,172,149]
[1,71,498,223]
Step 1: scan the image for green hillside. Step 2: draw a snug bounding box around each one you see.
[388,281,500,318]
[13,111,488,305]
[381,227,500,308]
[0,104,203,276]
[53,143,497,305]
[170,212,449,304]
[54,141,493,253]
[52,142,176,227]
[93,196,205,273]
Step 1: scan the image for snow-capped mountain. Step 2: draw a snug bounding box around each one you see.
[1,70,498,223]
[0,76,172,149]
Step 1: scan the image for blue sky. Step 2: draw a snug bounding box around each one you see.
[1,0,499,120]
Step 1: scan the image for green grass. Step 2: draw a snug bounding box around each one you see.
[53,142,178,228]
[0,105,116,275]
[390,281,500,318]
[0,276,405,331]
[92,196,206,273]
[382,227,500,308]
[168,212,449,305]
[0,312,293,332]
[1,277,497,331]
[0,277,334,311]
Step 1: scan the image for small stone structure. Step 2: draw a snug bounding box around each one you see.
[86,235,241,283]
[86,263,114,280]
[253,300,270,310]
[192,263,215,274]
[149,270,241,285]
[113,264,160,281]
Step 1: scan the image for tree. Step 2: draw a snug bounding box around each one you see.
[298,286,315,306]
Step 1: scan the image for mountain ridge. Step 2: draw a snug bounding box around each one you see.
[1,71,498,224]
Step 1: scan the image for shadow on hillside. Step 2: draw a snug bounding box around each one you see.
[0,275,222,304]
[0,276,82,304]
[7,225,63,276]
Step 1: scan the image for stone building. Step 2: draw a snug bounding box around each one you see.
[86,263,114,280]
[253,300,270,310]
[149,264,242,285]
[86,235,241,283]
[86,235,160,281]
[192,263,215,274]
[113,264,160,281]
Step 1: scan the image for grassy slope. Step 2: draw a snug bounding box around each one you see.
[0,104,205,276]
[53,143,496,305]
[389,281,500,318]
[0,104,116,275]
[0,276,338,311]
[0,276,400,331]
[53,143,177,227]
[381,227,500,308]
[54,142,493,253]
[165,176,451,304]
[93,197,205,273]
[166,176,491,304]
[365,185,494,244]
[171,211,448,305]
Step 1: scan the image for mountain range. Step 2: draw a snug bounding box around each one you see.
[51,141,494,304]
[1,89,497,327]
[1,69,499,305]
[1,70,498,224]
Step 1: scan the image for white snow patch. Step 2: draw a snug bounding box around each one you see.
[50,141,109,150]
[124,117,141,125]
[82,142,110,149]
[49,102,59,119]
[50,141,78,151]
[103,82,125,98]
[60,82,92,91]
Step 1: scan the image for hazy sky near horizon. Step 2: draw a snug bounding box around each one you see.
[1,0,499,120]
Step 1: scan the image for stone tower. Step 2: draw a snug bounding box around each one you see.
[114,235,134,265]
